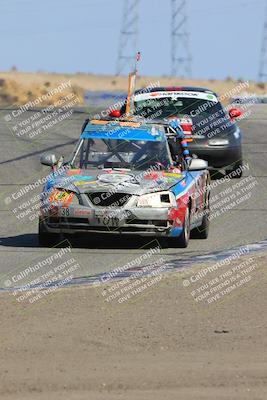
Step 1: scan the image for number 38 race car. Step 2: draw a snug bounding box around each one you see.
[39,118,210,248]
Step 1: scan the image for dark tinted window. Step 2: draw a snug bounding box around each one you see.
[134,97,236,137]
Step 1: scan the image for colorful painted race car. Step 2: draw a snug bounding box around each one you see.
[39,119,210,248]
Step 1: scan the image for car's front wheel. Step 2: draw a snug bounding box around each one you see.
[191,207,210,239]
[168,207,190,248]
[226,160,243,179]
[38,220,59,247]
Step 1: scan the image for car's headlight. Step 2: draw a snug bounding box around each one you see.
[137,191,176,208]
[233,128,240,139]
[208,138,229,146]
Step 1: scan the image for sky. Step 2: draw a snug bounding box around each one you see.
[0,0,266,80]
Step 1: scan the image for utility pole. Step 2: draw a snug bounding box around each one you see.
[116,0,140,75]
[171,0,192,77]
[259,0,267,82]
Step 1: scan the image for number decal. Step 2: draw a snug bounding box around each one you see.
[61,208,70,217]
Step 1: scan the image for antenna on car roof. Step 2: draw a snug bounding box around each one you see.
[125,51,141,117]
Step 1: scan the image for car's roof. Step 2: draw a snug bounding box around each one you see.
[82,119,166,142]
[135,86,218,97]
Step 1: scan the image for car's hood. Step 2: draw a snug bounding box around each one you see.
[46,168,186,196]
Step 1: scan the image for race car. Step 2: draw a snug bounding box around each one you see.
[39,119,210,248]
[111,86,243,178]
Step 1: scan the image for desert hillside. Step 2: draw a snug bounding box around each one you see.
[0,70,265,106]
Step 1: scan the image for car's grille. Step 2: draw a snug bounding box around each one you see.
[87,192,132,207]
[126,219,168,227]
[61,218,89,224]
[47,217,89,225]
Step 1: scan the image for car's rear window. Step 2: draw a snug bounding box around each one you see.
[134,96,236,137]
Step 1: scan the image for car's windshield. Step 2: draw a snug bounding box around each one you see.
[71,138,172,171]
[135,97,221,118]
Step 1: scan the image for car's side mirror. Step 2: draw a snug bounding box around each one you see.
[40,153,59,167]
[229,107,242,120]
[188,158,208,171]
[109,110,122,118]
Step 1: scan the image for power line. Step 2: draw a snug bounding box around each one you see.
[259,0,267,81]
[116,0,140,75]
[171,0,192,77]
[192,0,264,15]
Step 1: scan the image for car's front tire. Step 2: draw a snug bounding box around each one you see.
[226,160,243,179]
[168,207,190,248]
[38,220,59,247]
[191,208,210,239]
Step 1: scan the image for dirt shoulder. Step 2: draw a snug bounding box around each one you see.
[0,252,267,400]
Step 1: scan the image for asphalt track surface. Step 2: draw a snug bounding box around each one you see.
[0,105,266,289]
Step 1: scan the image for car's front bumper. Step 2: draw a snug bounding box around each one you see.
[40,206,183,237]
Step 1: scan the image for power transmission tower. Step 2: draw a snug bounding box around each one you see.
[171,0,192,77]
[259,0,267,82]
[116,0,140,75]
